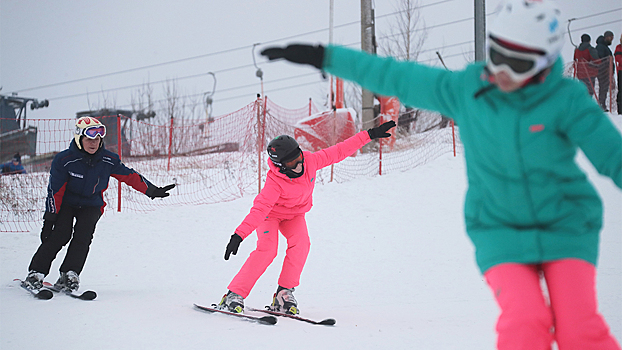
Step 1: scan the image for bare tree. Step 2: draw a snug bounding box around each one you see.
[378,0,427,61]
[129,82,159,156]
[158,79,206,155]
[87,88,118,113]
[161,79,180,154]
[130,81,155,116]
[344,0,428,130]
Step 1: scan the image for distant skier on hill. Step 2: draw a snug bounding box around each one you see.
[22,117,175,294]
[218,121,395,315]
[260,0,621,348]
[1,153,27,175]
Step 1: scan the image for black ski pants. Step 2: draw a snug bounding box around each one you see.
[29,205,101,276]
[617,70,621,114]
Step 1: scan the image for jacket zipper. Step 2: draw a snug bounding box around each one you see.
[514,101,544,258]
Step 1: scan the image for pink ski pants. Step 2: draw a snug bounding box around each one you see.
[484,259,621,350]
[228,214,311,298]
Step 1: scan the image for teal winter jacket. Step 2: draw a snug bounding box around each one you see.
[323,45,622,274]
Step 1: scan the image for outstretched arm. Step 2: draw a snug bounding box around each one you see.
[262,43,466,121]
[310,121,396,169]
[110,160,175,198]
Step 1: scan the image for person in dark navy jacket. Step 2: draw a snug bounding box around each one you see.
[22,116,175,292]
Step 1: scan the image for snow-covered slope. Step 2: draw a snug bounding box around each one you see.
[1,145,620,350]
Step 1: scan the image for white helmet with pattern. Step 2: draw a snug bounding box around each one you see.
[74,116,106,150]
[487,0,564,82]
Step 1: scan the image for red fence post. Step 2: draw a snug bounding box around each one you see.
[379,137,383,175]
[256,95,263,194]
[451,119,456,157]
[117,114,122,212]
[609,57,613,112]
[167,116,173,171]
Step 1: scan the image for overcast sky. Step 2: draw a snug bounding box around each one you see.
[1,0,620,122]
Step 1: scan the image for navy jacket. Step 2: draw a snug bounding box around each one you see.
[44,140,153,220]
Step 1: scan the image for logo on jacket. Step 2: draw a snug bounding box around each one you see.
[69,171,84,178]
[529,124,545,133]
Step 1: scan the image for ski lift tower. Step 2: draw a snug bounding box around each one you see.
[0,93,49,162]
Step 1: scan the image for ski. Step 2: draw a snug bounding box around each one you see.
[247,307,336,326]
[193,304,277,325]
[43,282,97,300]
[14,279,53,300]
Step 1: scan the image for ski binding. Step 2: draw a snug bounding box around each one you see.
[14,279,53,300]
[43,282,97,300]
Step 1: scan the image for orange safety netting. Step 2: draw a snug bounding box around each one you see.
[1,97,459,232]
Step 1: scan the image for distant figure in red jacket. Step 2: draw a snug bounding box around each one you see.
[574,34,599,96]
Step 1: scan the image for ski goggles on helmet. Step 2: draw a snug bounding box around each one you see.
[282,152,303,170]
[487,37,549,82]
[278,151,305,178]
[81,125,106,139]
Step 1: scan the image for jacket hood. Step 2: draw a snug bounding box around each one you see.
[577,42,593,50]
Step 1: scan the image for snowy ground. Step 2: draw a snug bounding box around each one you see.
[1,146,620,349]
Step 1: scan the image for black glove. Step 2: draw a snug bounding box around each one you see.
[261,44,325,70]
[146,184,175,199]
[40,219,54,243]
[368,120,397,139]
[224,233,243,260]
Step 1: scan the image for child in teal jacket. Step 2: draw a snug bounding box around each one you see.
[260,0,621,348]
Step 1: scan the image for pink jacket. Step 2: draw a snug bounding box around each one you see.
[235,130,371,239]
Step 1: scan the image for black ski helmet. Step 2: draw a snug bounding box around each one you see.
[267,135,301,166]
[267,135,305,178]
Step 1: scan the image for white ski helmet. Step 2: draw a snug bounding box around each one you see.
[74,116,106,150]
[487,0,564,81]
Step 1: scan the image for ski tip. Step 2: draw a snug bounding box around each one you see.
[36,290,54,300]
[78,291,97,300]
[194,304,216,313]
[259,316,278,325]
[319,318,336,326]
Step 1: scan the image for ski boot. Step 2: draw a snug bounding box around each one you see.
[23,270,45,291]
[218,290,244,314]
[270,286,299,315]
[54,271,80,292]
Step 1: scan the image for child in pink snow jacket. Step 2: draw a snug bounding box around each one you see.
[218,120,396,315]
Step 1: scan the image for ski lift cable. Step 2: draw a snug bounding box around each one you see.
[12,0,459,93]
